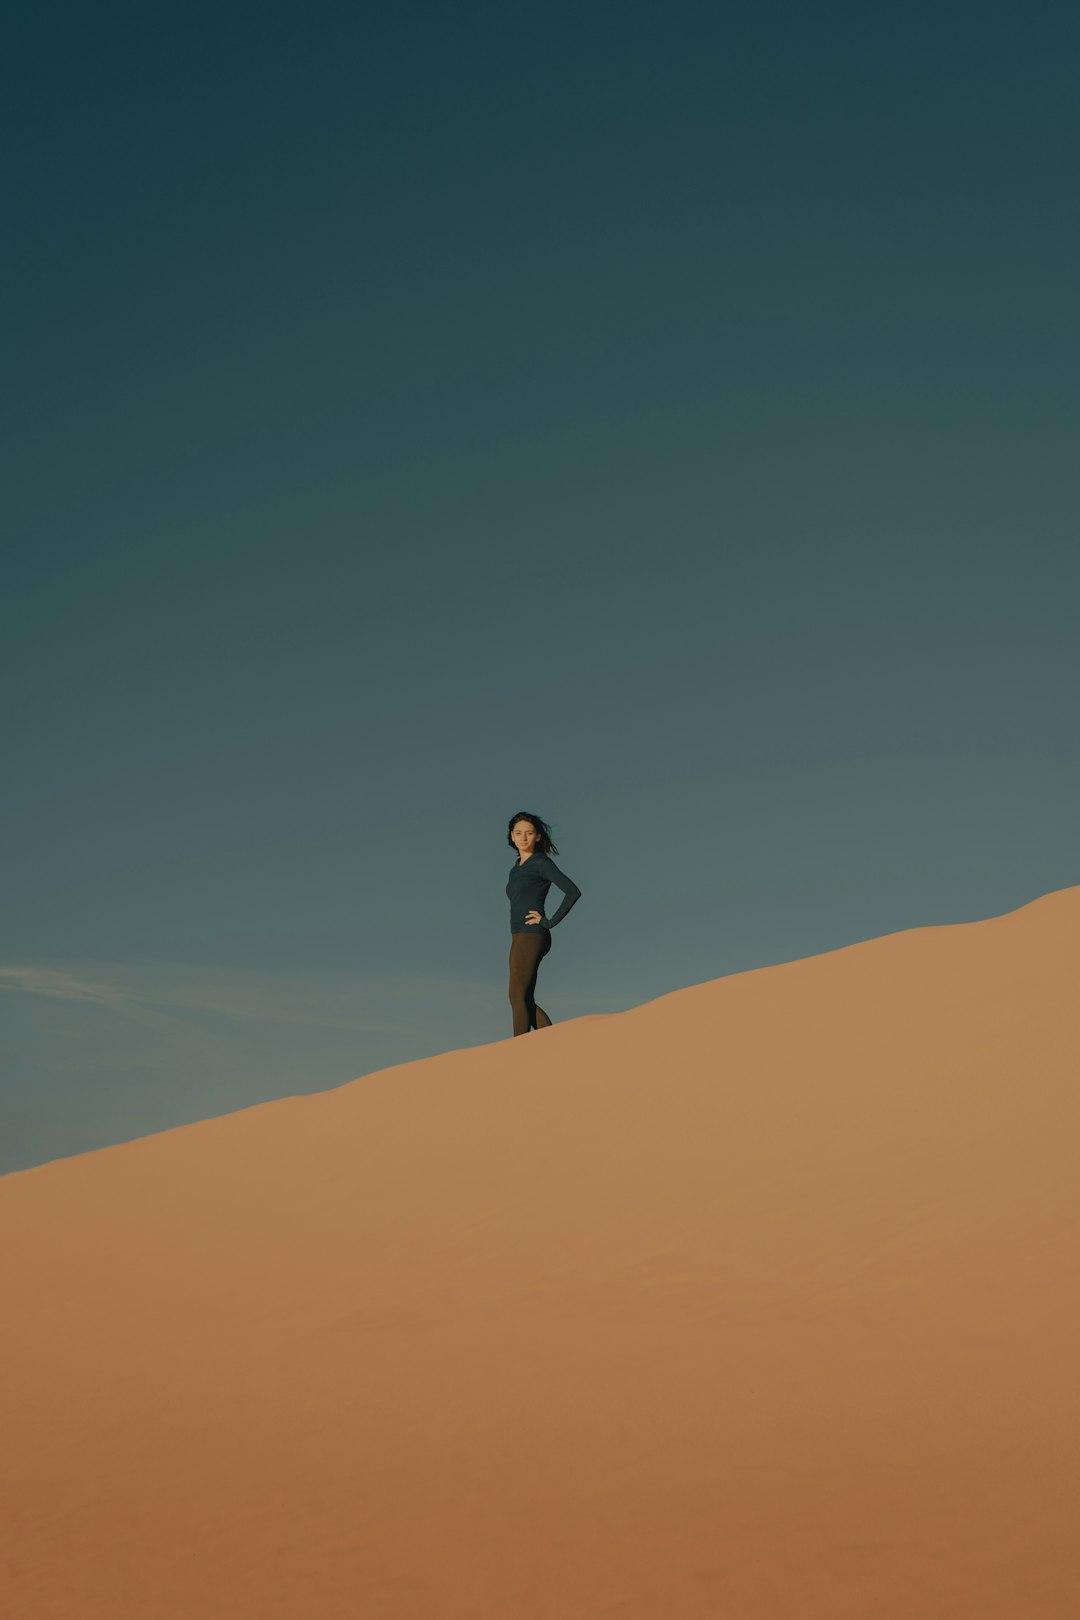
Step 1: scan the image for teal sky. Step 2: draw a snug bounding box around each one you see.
[3,1,1078,1173]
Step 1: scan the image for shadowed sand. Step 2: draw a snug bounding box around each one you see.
[2,888,1078,1618]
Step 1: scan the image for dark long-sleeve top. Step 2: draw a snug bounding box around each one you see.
[506,853,582,935]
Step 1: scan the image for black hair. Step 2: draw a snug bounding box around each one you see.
[506,811,559,857]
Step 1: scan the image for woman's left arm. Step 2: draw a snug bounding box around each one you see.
[540,858,582,929]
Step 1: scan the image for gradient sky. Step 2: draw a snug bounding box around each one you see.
[4,1,1078,1174]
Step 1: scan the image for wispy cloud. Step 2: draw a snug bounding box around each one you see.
[0,964,130,1006]
[0,959,496,1038]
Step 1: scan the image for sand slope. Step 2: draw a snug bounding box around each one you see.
[2,888,1079,1618]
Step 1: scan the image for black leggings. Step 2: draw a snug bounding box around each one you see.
[508,930,553,1036]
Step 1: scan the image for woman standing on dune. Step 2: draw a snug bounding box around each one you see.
[506,812,582,1037]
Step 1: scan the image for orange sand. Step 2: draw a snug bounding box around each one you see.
[2,887,1079,1617]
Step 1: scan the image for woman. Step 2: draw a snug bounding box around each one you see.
[506,811,582,1037]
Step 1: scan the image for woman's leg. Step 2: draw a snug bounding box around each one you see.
[509,931,553,1036]
[533,927,552,1032]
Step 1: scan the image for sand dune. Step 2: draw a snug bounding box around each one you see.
[2,888,1079,1618]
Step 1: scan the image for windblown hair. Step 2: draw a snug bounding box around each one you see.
[506,811,559,857]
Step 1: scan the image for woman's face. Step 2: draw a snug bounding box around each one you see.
[512,820,539,855]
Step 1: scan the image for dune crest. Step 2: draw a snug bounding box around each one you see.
[3,887,1079,1618]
